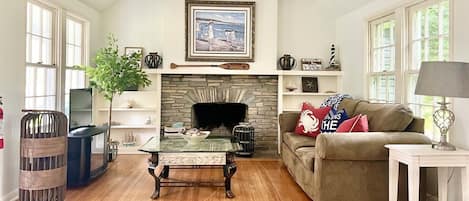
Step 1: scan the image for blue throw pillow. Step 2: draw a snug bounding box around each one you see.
[321,109,349,133]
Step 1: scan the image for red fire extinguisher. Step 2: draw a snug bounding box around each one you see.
[0,96,4,149]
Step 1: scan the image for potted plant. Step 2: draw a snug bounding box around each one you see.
[81,34,151,161]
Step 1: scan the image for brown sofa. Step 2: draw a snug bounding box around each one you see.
[279,98,432,201]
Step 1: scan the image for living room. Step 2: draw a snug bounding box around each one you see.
[1,0,469,201]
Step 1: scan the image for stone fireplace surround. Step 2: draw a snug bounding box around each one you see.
[161,74,278,154]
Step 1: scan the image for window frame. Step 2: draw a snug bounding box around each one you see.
[26,0,90,112]
[25,0,59,110]
[366,0,453,140]
[367,13,402,103]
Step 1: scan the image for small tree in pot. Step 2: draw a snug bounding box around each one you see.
[81,35,151,160]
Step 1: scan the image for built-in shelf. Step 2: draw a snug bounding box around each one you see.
[142,68,343,76]
[98,108,157,112]
[283,92,338,96]
[279,70,343,76]
[110,125,158,129]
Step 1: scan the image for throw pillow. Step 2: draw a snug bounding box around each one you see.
[336,114,369,132]
[321,109,349,133]
[295,103,331,137]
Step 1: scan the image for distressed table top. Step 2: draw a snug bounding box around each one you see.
[138,137,241,153]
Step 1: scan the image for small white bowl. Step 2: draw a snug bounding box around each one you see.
[182,131,210,144]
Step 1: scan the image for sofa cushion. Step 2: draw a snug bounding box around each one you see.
[283,132,316,150]
[295,147,316,171]
[295,103,331,137]
[353,102,414,132]
[336,114,369,132]
[321,109,349,133]
[338,98,368,116]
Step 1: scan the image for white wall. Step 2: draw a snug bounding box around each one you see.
[0,0,100,200]
[278,0,337,64]
[101,0,278,73]
[0,0,26,200]
[336,0,469,199]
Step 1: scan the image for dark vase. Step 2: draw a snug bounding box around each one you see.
[278,54,296,70]
[144,52,162,69]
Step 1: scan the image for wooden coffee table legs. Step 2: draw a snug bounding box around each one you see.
[147,152,237,199]
[148,154,161,199]
[224,153,237,198]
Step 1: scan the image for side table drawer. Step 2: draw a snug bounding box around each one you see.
[159,153,226,165]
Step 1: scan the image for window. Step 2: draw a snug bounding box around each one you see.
[25,1,57,110]
[368,15,397,103]
[65,17,86,114]
[407,0,450,138]
[25,1,88,112]
[367,0,450,139]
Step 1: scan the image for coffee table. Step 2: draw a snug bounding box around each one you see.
[138,137,242,199]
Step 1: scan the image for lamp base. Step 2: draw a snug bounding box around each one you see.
[432,141,456,151]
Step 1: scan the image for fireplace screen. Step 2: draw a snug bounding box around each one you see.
[192,103,247,130]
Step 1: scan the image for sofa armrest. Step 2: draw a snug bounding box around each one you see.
[315,132,431,161]
[279,112,300,133]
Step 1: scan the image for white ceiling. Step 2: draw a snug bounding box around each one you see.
[315,0,376,18]
[78,0,118,11]
[78,0,376,17]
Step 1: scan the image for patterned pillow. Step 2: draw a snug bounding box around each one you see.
[294,103,331,137]
[320,109,349,133]
[336,114,369,133]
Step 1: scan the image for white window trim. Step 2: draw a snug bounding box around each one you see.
[27,0,90,112]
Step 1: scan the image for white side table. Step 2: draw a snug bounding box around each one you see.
[385,144,469,201]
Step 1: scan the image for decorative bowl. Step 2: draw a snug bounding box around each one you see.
[182,130,210,144]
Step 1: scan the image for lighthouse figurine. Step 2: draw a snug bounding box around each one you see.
[327,43,341,71]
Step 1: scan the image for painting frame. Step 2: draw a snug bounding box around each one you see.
[185,1,255,62]
[124,47,144,69]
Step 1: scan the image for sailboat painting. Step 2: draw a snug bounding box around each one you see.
[186,1,255,62]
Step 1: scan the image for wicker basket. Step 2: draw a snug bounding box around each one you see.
[20,110,68,201]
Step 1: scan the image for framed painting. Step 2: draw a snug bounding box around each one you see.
[186,1,255,62]
[124,47,144,68]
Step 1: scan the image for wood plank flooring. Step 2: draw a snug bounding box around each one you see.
[66,155,311,201]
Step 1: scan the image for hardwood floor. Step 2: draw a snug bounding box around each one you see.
[66,155,311,201]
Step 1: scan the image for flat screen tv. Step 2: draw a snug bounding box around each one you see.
[69,88,93,130]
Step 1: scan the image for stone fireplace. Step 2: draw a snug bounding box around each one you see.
[161,75,278,154]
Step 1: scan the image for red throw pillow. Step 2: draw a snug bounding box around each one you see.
[336,114,369,132]
[294,103,331,137]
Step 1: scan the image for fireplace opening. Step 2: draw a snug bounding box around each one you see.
[192,103,248,132]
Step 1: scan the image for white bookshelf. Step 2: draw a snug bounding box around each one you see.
[278,70,343,113]
[94,73,161,155]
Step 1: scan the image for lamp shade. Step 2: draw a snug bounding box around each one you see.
[415,61,469,98]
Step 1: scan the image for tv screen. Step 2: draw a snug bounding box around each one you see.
[69,88,93,130]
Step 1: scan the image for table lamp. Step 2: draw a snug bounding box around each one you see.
[415,61,469,151]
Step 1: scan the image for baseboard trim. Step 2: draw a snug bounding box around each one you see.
[1,190,18,201]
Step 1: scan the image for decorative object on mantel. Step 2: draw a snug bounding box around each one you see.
[301,58,323,71]
[170,62,249,70]
[124,47,144,69]
[325,43,341,71]
[185,1,255,61]
[302,77,319,93]
[20,110,68,201]
[144,52,162,69]
[278,54,297,70]
[81,34,151,161]
[415,61,469,151]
